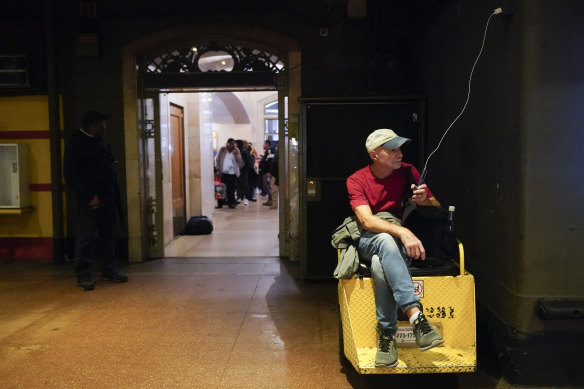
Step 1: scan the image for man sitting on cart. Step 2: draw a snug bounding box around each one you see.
[346,128,444,367]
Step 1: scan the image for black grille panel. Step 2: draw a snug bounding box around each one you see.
[304,100,424,278]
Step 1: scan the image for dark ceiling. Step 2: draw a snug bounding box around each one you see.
[0,0,451,55]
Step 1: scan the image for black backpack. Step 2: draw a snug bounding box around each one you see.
[181,216,213,235]
[403,204,458,260]
[401,167,459,275]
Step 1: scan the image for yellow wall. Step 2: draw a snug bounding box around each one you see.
[0,96,50,130]
[0,95,63,238]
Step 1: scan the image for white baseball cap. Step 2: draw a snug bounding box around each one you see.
[365,128,410,152]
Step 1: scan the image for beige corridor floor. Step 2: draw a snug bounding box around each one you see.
[0,200,517,388]
[164,199,279,257]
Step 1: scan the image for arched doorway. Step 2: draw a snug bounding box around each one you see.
[122,23,301,262]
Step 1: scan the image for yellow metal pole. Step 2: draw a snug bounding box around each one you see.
[458,240,465,275]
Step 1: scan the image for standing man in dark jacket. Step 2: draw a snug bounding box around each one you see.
[64,110,128,291]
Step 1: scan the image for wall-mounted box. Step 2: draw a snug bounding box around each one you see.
[0,144,30,208]
[0,55,29,88]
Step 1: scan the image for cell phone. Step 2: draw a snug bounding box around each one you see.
[417,169,428,186]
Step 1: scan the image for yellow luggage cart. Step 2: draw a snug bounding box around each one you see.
[338,242,476,374]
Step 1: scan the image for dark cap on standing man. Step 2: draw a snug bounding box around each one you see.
[81,110,110,127]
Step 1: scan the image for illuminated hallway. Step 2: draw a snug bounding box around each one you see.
[165,198,279,258]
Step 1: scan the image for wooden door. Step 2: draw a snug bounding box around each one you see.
[170,104,186,236]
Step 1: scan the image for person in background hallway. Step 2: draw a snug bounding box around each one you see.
[347,128,444,367]
[215,138,244,209]
[248,141,258,161]
[243,140,257,202]
[259,140,274,206]
[64,110,128,291]
[235,139,252,205]
[269,142,279,209]
[247,142,258,202]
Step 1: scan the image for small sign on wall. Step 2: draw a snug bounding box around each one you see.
[77,33,100,58]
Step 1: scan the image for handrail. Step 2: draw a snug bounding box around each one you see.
[457,240,465,276]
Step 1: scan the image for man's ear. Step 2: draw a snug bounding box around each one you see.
[369,150,377,160]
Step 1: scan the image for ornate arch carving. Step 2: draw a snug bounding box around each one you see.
[142,43,286,74]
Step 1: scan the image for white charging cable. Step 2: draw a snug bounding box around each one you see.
[418,8,501,185]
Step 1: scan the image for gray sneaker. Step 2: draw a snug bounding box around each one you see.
[412,313,444,351]
[375,332,398,367]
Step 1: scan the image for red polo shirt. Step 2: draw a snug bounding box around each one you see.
[347,162,433,219]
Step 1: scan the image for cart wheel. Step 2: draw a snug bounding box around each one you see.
[338,306,351,367]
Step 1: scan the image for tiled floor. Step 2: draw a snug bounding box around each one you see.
[0,200,514,388]
[165,199,279,257]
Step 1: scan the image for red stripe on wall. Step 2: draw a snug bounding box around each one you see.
[30,184,53,191]
[0,238,54,261]
[0,131,65,139]
[29,184,69,191]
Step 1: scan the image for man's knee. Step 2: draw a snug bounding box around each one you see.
[376,233,401,252]
[370,254,382,273]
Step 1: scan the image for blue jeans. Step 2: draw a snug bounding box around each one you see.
[262,173,272,200]
[358,231,421,336]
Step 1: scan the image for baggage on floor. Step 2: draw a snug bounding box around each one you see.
[182,216,213,235]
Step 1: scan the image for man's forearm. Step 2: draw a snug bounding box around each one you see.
[360,213,427,260]
[360,215,406,239]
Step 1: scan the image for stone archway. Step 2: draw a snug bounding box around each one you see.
[122,23,301,262]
